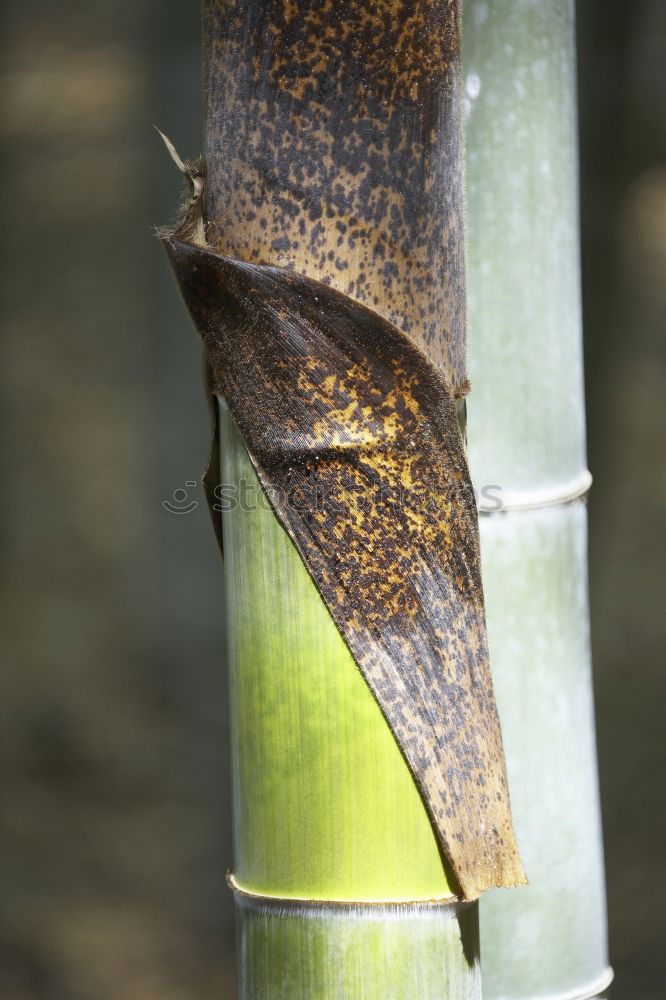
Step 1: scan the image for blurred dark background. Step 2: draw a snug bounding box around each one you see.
[1,1,664,997]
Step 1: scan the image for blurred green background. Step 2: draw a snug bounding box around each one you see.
[1,1,664,997]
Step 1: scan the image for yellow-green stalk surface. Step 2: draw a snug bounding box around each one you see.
[220,407,452,902]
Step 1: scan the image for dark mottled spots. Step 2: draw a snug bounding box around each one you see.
[275,195,300,219]
[202,0,467,389]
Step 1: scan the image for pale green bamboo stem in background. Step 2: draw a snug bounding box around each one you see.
[463,1,611,997]
[464,0,587,497]
[220,405,480,997]
[478,505,610,1000]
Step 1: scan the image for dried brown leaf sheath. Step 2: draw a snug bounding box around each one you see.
[164,234,526,900]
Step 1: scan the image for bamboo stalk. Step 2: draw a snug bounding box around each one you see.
[219,407,452,902]
[235,895,480,1000]
[221,405,480,996]
[197,0,484,993]
[463,1,611,996]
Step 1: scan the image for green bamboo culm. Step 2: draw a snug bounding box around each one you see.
[221,408,480,997]
[201,0,482,994]
[236,895,480,999]
[463,0,612,997]
[220,408,452,902]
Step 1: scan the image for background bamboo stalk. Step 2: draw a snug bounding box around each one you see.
[477,506,610,1000]
[203,0,482,993]
[463,0,611,996]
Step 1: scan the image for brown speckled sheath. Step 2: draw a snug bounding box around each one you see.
[164,0,526,900]
[203,0,465,386]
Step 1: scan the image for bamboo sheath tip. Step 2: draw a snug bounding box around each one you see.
[154,125,187,174]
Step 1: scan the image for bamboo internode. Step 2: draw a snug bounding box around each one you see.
[464,1,611,996]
